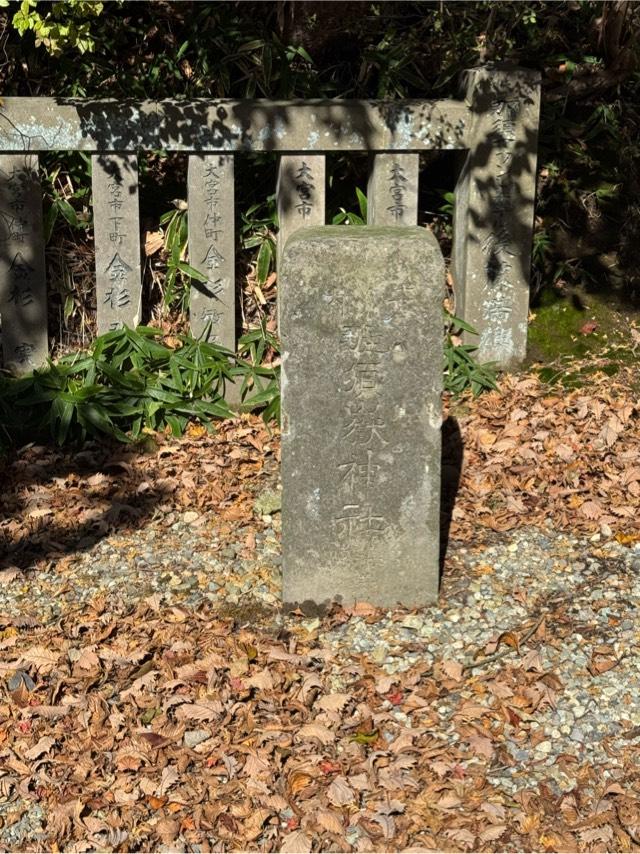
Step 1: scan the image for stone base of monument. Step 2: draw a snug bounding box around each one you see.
[280,226,444,613]
[222,376,245,410]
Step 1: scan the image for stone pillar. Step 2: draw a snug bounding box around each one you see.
[0,154,48,373]
[452,65,541,367]
[187,154,236,349]
[276,154,325,267]
[92,154,142,334]
[187,153,240,404]
[367,153,419,226]
[280,226,444,612]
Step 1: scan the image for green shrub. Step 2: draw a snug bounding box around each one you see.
[443,312,498,397]
[0,325,278,449]
[0,314,494,451]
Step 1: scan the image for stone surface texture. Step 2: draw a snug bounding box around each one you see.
[367,153,419,226]
[276,154,325,269]
[0,154,48,373]
[92,154,142,334]
[280,226,444,611]
[452,64,541,367]
[0,98,470,152]
[187,154,235,349]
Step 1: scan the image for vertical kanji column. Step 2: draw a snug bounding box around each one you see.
[367,153,419,226]
[452,65,541,367]
[92,154,142,334]
[187,154,235,350]
[276,154,325,266]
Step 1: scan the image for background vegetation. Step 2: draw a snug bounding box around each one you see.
[0,0,638,442]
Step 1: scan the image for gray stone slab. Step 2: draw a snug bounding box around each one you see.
[276,154,325,268]
[187,154,235,348]
[187,153,240,404]
[452,65,540,367]
[367,153,419,226]
[280,226,444,612]
[92,154,142,334]
[0,154,48,373]
[0,98,471,152]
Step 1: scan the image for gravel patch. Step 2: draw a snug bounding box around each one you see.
[321,524,640,796]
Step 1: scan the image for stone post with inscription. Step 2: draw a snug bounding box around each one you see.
[452,65,541,367]
[187,154,235,349]
[92,154,142,334]
[187,153,240,404]
[367,153,419,226]
[276,155,325,270]
[0,155,48,373]
[280,226,444,612]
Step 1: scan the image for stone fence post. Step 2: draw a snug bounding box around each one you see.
[452,64,541,367]
[0,155,48,373]
[92,154,142,334]
[367,153,419,226]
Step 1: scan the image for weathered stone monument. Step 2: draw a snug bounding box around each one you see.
[280,226,444,611]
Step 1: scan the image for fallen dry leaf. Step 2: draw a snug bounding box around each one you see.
[327,775,356,806]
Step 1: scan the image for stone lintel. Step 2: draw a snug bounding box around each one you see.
[0,98,471,152]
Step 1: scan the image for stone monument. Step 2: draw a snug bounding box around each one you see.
[280,226,444,611]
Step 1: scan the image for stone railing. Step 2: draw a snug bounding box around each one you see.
[0,65,540,375]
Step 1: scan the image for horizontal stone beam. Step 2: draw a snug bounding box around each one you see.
[0,98,471,152]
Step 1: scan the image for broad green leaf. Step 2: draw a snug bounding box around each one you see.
[356,187,368,220]
[256,239,271,285]
[56,198,79,228]
[43,203,59,243]
[178,261,208,283]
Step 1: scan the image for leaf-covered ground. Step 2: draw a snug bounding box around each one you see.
[1,363,640,852]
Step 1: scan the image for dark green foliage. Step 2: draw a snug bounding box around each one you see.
[0,313,490,450]
[236,321,281,423]
[443,312,498,397]
[240,194,278,288]
[332,188,368,226]
[158,205,193,311]
[0,325,279,449]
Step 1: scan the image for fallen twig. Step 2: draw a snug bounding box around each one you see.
[462,614,545,672]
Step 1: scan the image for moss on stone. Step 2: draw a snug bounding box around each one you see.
[522,289,640,391]
[528,289,627,363]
